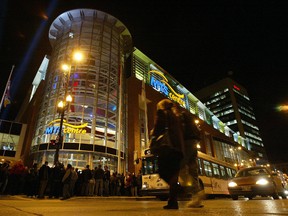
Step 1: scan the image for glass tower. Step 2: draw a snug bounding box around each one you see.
[31,9,132,172]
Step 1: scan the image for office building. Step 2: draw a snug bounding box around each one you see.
[194,78,267,164]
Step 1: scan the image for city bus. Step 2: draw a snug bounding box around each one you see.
[140,148,237,200]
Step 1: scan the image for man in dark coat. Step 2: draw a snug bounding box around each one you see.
[38,161,50,199]
[81,165,92,195]
[150,99,184,209]
[61,164,72,200]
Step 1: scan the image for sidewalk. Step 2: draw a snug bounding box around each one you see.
[3,194,158,201]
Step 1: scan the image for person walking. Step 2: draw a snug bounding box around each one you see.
[150,99,184,209]
[181,109,205,208]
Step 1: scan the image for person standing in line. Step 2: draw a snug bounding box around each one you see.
[26,163,39,198]
[75,168,82,196]
[103,165,110,196]
[61,164,72,200]
[181,109,205,208]
[88,167,95,196]
[94,164,104,196]
[0,162,10,194]
[48,162,63,199]
[109,172,118,196]
[69,167,78,197]
[38,161,50,199]
[116,172,122,196]
[150,99,184,210]
[124,172,132,196]
[81,165,92,196]
[136,170,142,196]
[131,172,138,196]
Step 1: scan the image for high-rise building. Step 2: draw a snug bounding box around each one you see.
[194,78,267,164]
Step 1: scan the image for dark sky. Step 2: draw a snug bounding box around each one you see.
[1,0,288,163]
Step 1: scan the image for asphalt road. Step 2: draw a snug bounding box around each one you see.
[0,195,288,216]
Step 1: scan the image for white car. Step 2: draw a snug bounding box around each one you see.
[228,166,288,200]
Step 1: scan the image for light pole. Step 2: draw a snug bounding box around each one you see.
[54,50,84,165]
[54,94,72,165]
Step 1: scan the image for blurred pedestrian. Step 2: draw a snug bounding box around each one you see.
[150,99,184,209]
[181,109,205,208]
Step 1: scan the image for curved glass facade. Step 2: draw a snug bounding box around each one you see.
[31,9,132,172]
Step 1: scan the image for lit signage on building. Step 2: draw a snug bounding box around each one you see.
[45,119,87,135]
[233,85,240,91]
[149,70,185,107]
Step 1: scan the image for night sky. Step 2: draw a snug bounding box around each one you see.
[1,0,288,163]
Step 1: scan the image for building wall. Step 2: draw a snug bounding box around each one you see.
[0,119,26,164]
[126,76,166,173]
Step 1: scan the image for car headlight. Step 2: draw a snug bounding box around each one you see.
[256,178,269,185]
[142,183,148,189]
[228,181,238,187]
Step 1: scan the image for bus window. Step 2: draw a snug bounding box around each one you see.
[203,160,213,177]
[231,169,237,177]
[219,165,227,179]
[142,156,159,175]
[198,158,204,175]
[212,162,220,178]
[226,167,236,178]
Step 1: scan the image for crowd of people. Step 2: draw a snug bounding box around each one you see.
[0,160,142,200]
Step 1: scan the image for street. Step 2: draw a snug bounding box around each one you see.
[0,196,288,216]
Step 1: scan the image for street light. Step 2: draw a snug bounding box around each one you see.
[54,50,84,165]
[61,51,84,92]
[54,94,73,165]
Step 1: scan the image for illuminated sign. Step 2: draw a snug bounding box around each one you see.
[149,70,185,107]
[45,119,87,135]
[233,85,240,91]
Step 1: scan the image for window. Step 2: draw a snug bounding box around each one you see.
[212,162,220,178]
[203,160,213,177]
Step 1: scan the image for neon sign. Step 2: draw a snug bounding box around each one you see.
[233,85,240,91]
[149,70,185,107]
[45,119,87,135]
